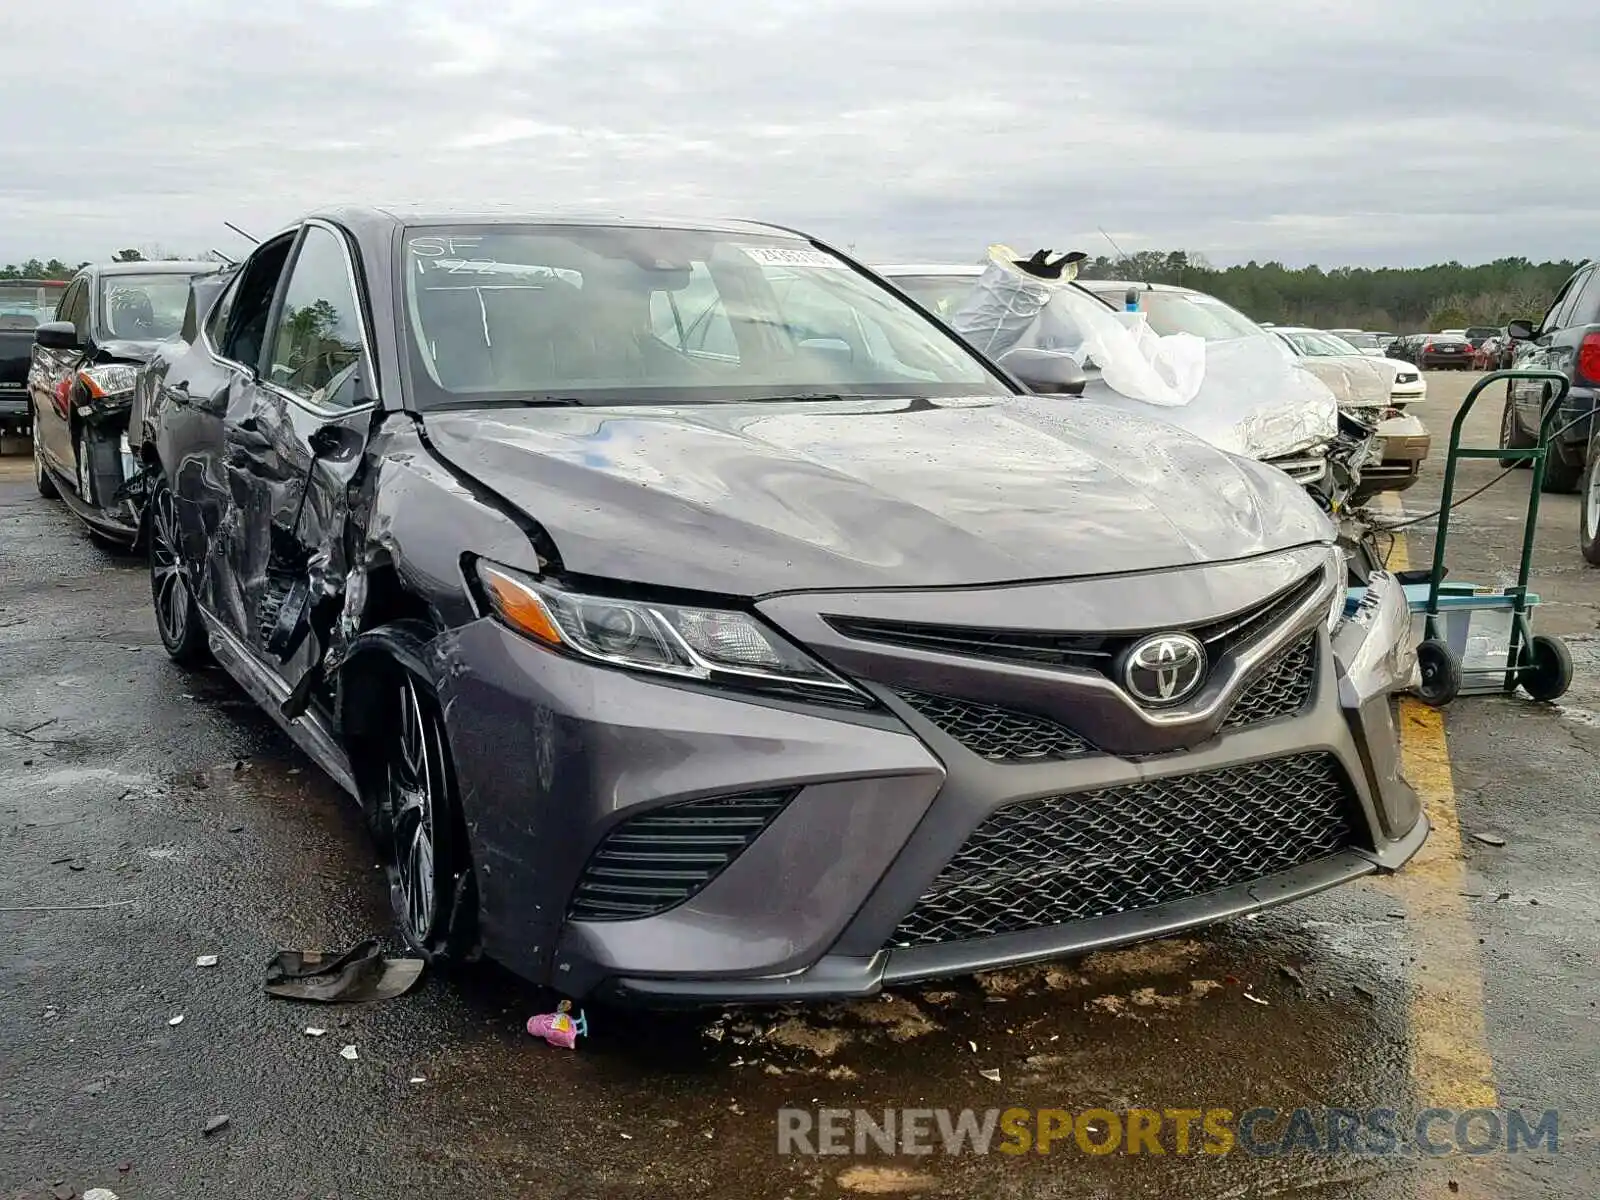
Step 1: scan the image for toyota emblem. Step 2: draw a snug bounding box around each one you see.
[1122,633,1207,706]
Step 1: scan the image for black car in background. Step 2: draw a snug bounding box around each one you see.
[1382,334,1421,363]
[0,279,67,434]
[1502,259,1600,512]
[1416,334,1475,370]
[28,260,220,545]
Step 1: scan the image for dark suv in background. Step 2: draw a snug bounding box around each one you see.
[0,279,67,435]
[1503,258,1600,496]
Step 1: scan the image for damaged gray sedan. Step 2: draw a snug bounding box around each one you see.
[132,208,1427,1003]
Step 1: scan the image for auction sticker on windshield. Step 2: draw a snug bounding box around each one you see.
[741,246,847,269]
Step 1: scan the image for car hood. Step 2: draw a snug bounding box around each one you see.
[421,396,1333,596]
[94,338,165,364]
[1293,354,1397,409]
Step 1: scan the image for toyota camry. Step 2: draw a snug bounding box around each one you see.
[132,208,1426,1002]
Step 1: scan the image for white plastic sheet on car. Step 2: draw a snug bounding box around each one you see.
[948,245,1338,461]
[951,246,1205,407]
[1294,354,1398,412]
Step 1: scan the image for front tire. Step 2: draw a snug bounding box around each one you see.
[149,475,210,667]
[32,413,59,499]
[382,669,476,964]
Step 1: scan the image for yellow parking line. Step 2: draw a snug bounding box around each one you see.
[1373,494,1497,1112]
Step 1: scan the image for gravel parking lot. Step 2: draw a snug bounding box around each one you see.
[3,370,1597,1199]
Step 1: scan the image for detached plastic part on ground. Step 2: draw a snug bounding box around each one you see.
[263,938,425,1003]
[527,1000,589,1049]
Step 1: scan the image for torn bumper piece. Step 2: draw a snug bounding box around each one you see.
[436,565,1426,1007]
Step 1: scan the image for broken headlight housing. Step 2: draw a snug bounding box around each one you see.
[474,561,868,706]
[1326,545,1349,631]
[76,364,141,400]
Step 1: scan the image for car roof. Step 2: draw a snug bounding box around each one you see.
[91,260,218,277]
[308,204,807,241]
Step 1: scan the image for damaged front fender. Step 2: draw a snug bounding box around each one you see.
[1332,571,1422,841]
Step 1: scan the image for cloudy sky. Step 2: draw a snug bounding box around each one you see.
[1,0,1595,268]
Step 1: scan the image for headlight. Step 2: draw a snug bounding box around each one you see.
[77,364,140,399]
[474,561,867,705]
[1327,545,1349,631]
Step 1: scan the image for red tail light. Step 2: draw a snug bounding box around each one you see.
[1423,342,1435,354]
[1578,332,1600,383]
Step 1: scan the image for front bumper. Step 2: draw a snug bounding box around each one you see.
[1363,412,1431,494]
[437,552,1425,1004]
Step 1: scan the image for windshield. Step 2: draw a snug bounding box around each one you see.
[99,274,194,341]
[0,283,65,329]
[1283,330,1362,356]
[886,274,985,322]
[1084,287,1265,341]
[1340,332,1382,350]
[401,226,1007,407]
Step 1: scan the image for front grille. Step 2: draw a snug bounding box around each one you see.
[893,689,1093,762]
[566,791,792,921]
[1221,635,1316,730]
[828,570,1324,685]
[888,753,1354,948]
[1266,454,1329,485]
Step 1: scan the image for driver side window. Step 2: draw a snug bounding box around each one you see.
[266,226,368,407]
[1541,269,1586,335]
[220,234,295,371]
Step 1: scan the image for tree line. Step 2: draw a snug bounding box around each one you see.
[0,248,204,281]
[4,244,1584,332]
[1075,251,1581,332]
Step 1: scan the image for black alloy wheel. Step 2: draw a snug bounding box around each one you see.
[149,476,209,665]
[384,669,475,963]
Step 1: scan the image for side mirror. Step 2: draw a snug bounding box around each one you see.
[998,347,1087,396]
[34,321,80,351]
[1506,319,1536,340]
[308,422,364,462]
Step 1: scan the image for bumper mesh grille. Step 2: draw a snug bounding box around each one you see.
[1222,635,1316,730]
[567,791,792,921]
[893,689,1093,762]
[889,753,1354,948]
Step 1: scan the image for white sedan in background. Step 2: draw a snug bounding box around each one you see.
[1274,327,1426,406]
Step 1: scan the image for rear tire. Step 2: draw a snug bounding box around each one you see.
[148,475,210,667]
[32,414,59,499]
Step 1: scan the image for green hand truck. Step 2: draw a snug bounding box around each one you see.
[1409,368,1575,706]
